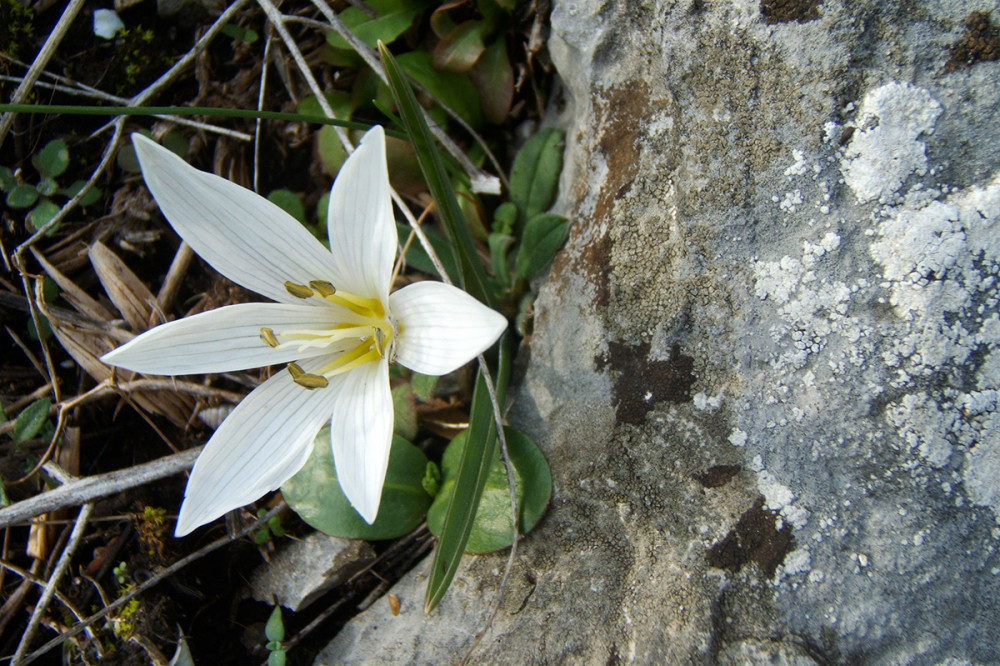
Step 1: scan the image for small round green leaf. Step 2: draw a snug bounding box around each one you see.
[392,383,417,441]
[427,426,552,554]
[36,178,58,197]
[117,145,141,174]
[282,428,433,540]
[34,139,70,178]
[268,651,286,666]
[267,189,305,224]
[31,200,62,231]
[62,180,102,207]
[6,184,38,209]
[161,131,189,158]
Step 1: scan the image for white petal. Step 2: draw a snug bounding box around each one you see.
[101,303,335,375]
[326,126,396,300]
[390,282,507,375]
[329,358,392,524]
[132,134,336,304]
[174,358,338,535]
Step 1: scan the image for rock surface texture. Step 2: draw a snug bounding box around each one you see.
[318,0,1000,663]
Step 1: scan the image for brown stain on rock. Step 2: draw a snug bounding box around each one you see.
[707,497,795,578]
[760,0,821,24]
[947,11,1000,71]
[597,341,696,425]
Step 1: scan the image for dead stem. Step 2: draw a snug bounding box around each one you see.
[0,447,202,530]
[17,504,286,666]
[11,503,94,665]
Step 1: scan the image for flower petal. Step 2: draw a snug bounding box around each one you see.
[326,126,396,300]
[329,358,392,524]
[174,358,338,536]
[390,281,507,375]
[101,303,337,375]
[132,133,336,304]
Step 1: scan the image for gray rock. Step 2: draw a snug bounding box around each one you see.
[248,532,373,612]
[320,0,1000,663]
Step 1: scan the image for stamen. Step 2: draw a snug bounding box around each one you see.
[284,281,314,299]
[260,327,279,348]
[321,291,383,317]
[309,280,336,297]
[286,362,329,389]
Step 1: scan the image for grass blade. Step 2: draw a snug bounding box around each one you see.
[424,334,512,612]
[377,42,495,308]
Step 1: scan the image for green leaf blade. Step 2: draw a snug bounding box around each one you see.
[509,128,565,227]
[380,43,493,307]
[424,334,512,612]
[13,398,51,444]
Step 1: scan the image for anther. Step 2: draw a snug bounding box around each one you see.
[260,327,279,348]
[286,362,329,389]
[309,280,336,297]
[284,281,314,299]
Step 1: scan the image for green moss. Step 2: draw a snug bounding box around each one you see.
[0,0,36,61]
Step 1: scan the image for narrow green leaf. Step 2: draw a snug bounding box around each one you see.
[513,213,569,280]
[265,605,284,643]
[282,430,432,540]
[433,21,488,73]
[13,398,51,444]
[380,43,493,306]
[427,426,551,553]
[424,334,512,612]
[509,128,565,228]
[6,184,38,209]
[488,232,514,283]
[33,139,69,178]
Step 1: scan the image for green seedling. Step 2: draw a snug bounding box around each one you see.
[1,139,101,233]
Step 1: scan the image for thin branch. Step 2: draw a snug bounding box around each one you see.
[0,447,202,530]
[18,504,286,666]
[11,503,94,665]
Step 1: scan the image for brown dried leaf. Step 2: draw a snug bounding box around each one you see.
[89,240,160,331]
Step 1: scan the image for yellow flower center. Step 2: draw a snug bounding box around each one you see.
[258,280,396,389]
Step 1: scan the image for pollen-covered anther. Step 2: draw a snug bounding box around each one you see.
[259,327,279,348]
[284,281,314,299]
[286,362,329,389]
[309,280,336,297]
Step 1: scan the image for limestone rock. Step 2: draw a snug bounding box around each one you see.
[248,532,374,612]
[320,0,1000,663]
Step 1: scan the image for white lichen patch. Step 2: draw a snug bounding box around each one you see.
[840,82,942,204]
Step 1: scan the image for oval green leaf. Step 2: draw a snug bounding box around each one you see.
[282,428,433,540]
[514,213,569,280]
[433,21,487,73]
[427,426,551,554]
[6,184,38,209]
[509,128,565,228]
[30,199,62,231]
[34,139,70,178]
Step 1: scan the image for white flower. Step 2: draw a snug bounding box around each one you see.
[102,127,506,536]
